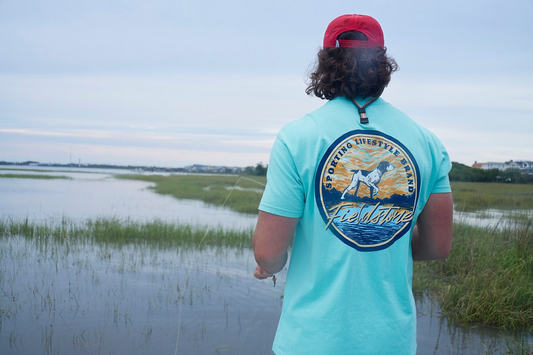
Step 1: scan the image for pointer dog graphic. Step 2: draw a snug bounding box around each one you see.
[340,161,395,199]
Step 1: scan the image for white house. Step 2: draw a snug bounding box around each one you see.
[479,161,532,172]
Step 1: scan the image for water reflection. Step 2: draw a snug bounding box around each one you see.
[0,167,257,230]
[416,294,532,354]
[1,235,530,355]
[0,236,282,354]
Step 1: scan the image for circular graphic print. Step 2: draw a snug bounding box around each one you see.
[315,130,420,251]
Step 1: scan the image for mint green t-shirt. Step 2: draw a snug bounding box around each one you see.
[259,97,451,355]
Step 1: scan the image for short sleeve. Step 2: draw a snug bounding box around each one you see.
[258,135,305,218]
[432,145,452,194]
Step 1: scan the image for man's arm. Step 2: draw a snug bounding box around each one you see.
[253,211,298,279]
[411,192,453,261]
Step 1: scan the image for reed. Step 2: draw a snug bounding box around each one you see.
[413,217,533,330]
[500,336,533,355]
[115,174,266,214]
[0,217,253,249]
[451,181,533,212]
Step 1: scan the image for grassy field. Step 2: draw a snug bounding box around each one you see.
[451,181,533,212]
[115,174,266,214]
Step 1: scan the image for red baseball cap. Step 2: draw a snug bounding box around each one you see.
[323,14,384,49]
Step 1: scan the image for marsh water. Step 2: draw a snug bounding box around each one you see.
[0,167,531,354]
[0,167,257,229]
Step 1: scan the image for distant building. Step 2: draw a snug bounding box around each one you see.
[481,162,514,170]
[477,160,532,172]
[182,164,245,174]
[515,160,533,174]
[515,160,533,169]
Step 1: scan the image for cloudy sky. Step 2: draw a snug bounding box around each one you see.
[1,0,532,168]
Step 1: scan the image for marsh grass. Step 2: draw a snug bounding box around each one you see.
[451,182,533,212]
[0,173,72,180]
[0,217,253,249]
[3,215,532,353]
[413,217,533,330]
[499,336,533,355]
[0,218,264,355]
[115,174,266,214]
[112,178,533,215]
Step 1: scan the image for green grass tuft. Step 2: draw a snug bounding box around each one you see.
[413,218,533,330]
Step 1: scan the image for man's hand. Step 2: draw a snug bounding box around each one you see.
[254,264,273,280]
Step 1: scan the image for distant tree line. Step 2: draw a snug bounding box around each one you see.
[245,161,533,182]
[0,160,39,165]
[244,162,267,176]
[450,162,533,184]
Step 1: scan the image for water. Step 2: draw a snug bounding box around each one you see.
[0,166,257,229]
[0,237,282,354]
[0,166,531,354]
[454,208,533,229]
[416,295,532,355]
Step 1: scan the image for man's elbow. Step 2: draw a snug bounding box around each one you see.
[412,233,452,261]
[433,246,451,260]
[436,231,453,259]
[427,237,453,260]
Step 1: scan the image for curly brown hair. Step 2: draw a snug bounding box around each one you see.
[305,31,399,100]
